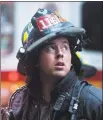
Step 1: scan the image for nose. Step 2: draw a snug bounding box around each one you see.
[56,47,63,59]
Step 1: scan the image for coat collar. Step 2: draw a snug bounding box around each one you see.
[50,71,78,102]
[27,71,78,102]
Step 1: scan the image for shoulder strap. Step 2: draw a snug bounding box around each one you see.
[52,80,88,120]
[68,80,88,120]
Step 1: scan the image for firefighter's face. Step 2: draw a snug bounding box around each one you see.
[39,36,72,78]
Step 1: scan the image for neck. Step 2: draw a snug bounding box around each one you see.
[40,72,59,102]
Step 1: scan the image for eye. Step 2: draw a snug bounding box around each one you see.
[47,45,55,50]
[62,43,70,50]
[44,44,56,53]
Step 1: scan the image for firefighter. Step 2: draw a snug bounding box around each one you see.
[1,8,102,120]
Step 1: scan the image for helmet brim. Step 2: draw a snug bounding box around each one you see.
[27,26,85,52]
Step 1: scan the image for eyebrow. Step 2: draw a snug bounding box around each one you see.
[62,40,69,44]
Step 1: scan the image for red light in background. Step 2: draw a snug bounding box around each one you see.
[1,71,26,82]
[8,71,19,82]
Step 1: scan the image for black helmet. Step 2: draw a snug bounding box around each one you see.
[16,8,90,76]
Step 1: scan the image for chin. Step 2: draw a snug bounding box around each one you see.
[52,71,69,78]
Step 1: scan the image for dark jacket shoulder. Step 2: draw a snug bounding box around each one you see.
[78,81,102,120]
[1,86,27,120]
[8,85,27,111]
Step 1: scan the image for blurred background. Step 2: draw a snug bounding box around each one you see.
[1,1,102,107]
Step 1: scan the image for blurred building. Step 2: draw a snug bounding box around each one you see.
[1,1,102,107]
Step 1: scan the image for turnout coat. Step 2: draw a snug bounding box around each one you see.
[1,72,102,120]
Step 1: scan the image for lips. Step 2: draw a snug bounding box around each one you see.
[55,62,65,70]
[55,62,65,66]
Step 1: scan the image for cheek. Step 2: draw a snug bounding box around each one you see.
[65,53,71,63]
[39,53,54,70]
[64,53,72,68]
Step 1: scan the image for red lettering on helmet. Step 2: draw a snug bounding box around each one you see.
[36,13,60,31]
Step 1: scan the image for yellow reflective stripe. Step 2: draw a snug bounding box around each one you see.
[23,31,28,42]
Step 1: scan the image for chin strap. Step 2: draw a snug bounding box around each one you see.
[68,81,88,120]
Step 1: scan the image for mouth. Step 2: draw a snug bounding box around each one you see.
[55,62,65,66]
[55,62,65,69]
